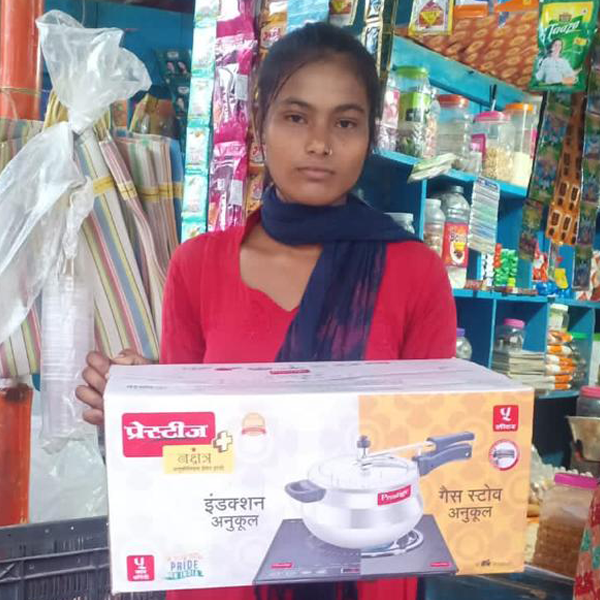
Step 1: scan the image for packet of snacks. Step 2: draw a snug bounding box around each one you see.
[212,28,256,144]
[208,141,248,231]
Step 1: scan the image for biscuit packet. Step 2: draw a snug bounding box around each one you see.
[530,0,599,92]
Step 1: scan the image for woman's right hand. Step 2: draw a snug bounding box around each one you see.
[76,349,152,426]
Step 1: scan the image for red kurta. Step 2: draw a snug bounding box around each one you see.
[160,216,457,600]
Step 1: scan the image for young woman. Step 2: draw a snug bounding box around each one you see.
[77,21,456,600]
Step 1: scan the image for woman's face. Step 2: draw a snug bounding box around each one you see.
[551,40,562,57]
[262,55,370,206]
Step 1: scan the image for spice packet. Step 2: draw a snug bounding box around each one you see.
[362,22,394,74]
[185,123,211,171]
[189,77,214,124]
[364,0,397,25]
[208,141,248,231]
[408,0,454,36]
[183,170,209,214]
[529,93,571,205]
[519,198,544,260]
[468,178,501,255]
[260,0,287,51]
[181,211,207,242]
[529,0,600,92]
[156,49,191,81]
[192,24,217,76]
[212,32,256,144]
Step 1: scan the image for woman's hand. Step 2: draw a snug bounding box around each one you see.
[76,349,152,426]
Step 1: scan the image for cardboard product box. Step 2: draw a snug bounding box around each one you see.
[104,359,534,594]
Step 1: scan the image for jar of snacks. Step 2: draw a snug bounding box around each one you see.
[494,318,525,353]
[437,94,472,170]
[504,103,536,188]
[396,66,438,159]
[387,212,415,234]
[533,473,597,578]
[472,111,515,182]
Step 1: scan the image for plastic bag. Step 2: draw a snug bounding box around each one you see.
[37,10,151,134]
[29,390,107,522]
[0,123,82,346]
[0,11,151,348]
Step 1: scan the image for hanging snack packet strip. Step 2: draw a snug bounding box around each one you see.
[409,0,454,36]
[530,0,599,92]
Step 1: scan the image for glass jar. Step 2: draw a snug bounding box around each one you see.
[533,473,597,578]
[0,378,33,526]
[504,103,536,188]
[423,198,445,257]
[456,328,473,360]
[494,318,525,354]
[472,111,515,182]
[387,212,415,234]
[437,94,472,170]
[396,66,438,159]
[549,303,569,332]
[577,386,600,417]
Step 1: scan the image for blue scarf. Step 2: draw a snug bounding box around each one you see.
[261,186,418,362]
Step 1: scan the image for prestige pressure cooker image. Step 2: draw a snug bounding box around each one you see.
[285,432,475,550]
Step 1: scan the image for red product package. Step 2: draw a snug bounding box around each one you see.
[208,141,248,231]
[212,29,256,144]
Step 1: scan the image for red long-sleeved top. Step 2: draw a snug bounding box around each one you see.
[160,215,457,600]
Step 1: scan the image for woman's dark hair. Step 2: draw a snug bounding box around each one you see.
[255,22,381,146]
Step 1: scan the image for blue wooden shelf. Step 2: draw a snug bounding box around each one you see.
[537,390,579,399]
[375,149,528,200]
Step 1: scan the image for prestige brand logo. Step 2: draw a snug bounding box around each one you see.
[493,405,519,432]
[378,485,411,505]
[127,555,155,582]
[122,412,216,457]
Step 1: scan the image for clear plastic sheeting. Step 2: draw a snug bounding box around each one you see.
[0,123,81,347]
[0,10,152,450]
[36,10,152,134]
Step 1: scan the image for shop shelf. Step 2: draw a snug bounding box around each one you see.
[374,149,528,200]
[537,390,579,400]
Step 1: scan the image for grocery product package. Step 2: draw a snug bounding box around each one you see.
[104,359,533,594]
[530,0,599,92]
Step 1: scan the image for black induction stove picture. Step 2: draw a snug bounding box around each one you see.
[253,515,456,585]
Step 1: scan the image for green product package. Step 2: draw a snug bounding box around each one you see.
[530,0,599,92]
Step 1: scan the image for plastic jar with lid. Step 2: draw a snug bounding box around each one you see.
[494,318,525,353]
[423,198,445,257]
[577,386,600,417]
[533,473,597,578]
[437,95,472,170]
[471,111,515,182]
[549,303,569,331]
[504,103,536,188]
[439,186,470,289]
[387,212,415,234]
[456,328,473,360]
[378,71,402,152]
[395,66,438,159]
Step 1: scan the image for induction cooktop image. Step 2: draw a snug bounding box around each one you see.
[254,515,456,585]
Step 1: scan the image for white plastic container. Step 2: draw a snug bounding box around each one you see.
[440,186,470,289]
[472,111,515,182]
[437,94,472,170]
[424,198,445,257]
[504,103,536,188]
[456,328,473,360]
